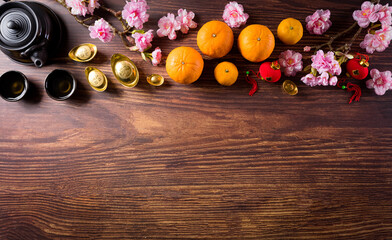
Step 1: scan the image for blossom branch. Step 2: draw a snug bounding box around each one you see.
[99,5,129,31]
[336,27,363,53]
[309,22,359,53]
[55,0,134,48]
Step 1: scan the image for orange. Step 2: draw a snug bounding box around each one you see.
[238,24,275,62]
[214,61,238,86]
[197,21,234,58]
[277,18,303,45]
[166,46,204,84]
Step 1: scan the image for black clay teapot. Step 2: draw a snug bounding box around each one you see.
[0,1,63,67]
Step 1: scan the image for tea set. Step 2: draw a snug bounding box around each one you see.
[0,1,162,102]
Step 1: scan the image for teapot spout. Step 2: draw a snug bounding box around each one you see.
[30,48,48,68]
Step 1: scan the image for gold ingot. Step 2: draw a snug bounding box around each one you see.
[282,80,298,95]
[359,59,369,67]
[85,67,108,92]
[111,53,139,88]
[147,74,164,86]
[68,43,97,62]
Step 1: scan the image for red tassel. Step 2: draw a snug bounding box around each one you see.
[346,82,362,104]
[354,52,369,62]
[337,79,361,104]
[245,70,259,96]
[336,79,346,88]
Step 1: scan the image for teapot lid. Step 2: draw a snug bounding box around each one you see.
[0,3,37,49]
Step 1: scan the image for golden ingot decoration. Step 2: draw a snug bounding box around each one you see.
[68,43,97,62]
[359,58,369,67]
[147,74,164,86]
[85,67,108,92]
[111,53,139,88]
[282,80,298,95]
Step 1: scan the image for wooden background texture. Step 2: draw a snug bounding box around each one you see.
[1,0,392,239]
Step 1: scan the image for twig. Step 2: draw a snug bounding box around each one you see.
[100,5,129,31]
[310,22,359,53]
[336,27,363,53]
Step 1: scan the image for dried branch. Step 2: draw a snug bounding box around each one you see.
[309,22,359,53]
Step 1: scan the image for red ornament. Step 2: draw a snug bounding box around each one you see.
[259,61,281,83]
[337,78,362,104]
[346,53,369,80]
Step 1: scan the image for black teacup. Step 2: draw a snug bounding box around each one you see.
[45,69,76,100]
[0,71,29,102]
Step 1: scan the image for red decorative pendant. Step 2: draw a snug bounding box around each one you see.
[346,53,369,80]
[259,61,281,83]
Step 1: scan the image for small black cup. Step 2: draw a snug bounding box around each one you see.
[0,71,29,102]
[45,69,76,100]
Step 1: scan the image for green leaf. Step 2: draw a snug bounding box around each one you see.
[131,29,145,34]
[346,54,354,59]
[335,51,344,57]
[141,52,147,61]
[311,67,317,76]
[337,56,346,64]
[144,53,152,59]
[129,46,139,51]
[303,65,311,72]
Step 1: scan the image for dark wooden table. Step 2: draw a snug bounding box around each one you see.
[1,0,392,239]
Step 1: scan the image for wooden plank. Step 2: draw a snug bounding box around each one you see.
[0,0,391,239]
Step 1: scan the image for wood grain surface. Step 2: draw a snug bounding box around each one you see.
[1,0,392,239]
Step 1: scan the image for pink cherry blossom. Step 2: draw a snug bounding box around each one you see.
[329,56,342,76]
[157,13,181,40]
[278,50,303,77]
[378,4,392,28]
[360,26,392,54]
[222,1,249,28]
[311,51,325,72]
[311,50,330,73]
[311,50,341,75]
[87,0,100,15]
[304,46,312,52]
[301,73,318,87]
[88,18,113,43]
[304,50,341,87]
[65,0,88,16]
[366,69,392,95]
[329,76,338,86]
[132,30,154,52]
[176,9,197,34]
[305,9,332,35]
[151,47,162,66]
[122,0,150,30]
[316,71,330,86]
[353,1,382,28]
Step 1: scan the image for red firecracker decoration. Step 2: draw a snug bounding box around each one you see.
[259,61,281,82]
[346,53,369,80]
[337,79,362,104]
[245,70,258,96]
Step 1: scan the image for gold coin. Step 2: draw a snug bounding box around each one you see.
[115,61,134,80]
[88,70,104,87]
[75,45,92,60]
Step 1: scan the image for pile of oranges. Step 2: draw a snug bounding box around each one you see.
[165,18,303,86]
